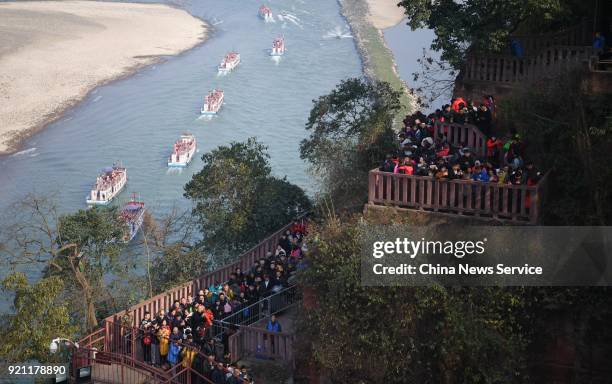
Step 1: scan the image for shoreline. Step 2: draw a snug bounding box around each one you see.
[338,0,416,125]
[0,1,209,156]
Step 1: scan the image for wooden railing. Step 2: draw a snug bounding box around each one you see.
[510,19,592,55]
[105,214,307,327]
[228,326,296,367]
[433,122,487,157]
[368,169,549,224]
[462,45,595,85]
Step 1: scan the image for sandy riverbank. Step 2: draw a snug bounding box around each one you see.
[0,1,207,155]
[365,0,405,29]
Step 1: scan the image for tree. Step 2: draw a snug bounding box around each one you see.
[185,138,311,260]
[398,0,584,68]
[0,272,77,363]
[1,195,128,331]
[499,71,612,225]
[296,217,530,383]
[150,244,208,293]
[300,78,400,210]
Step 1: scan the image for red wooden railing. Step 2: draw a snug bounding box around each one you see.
[75,216,307,382]
[228,326,295,367]
[106,214,307,327]
[72,344,214,384]
[368,169,549,224]
[462,45,595,85]
[433,122,487,157]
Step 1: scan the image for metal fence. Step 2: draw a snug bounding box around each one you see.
[212,285,299,337]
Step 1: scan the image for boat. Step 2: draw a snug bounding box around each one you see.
[218,52,241,74]
[259,5,273,22]
[201,89,224,115]
[86,164,127,205]
[120,196,145,242]
[270,37,285,56]
[168,133,197,168]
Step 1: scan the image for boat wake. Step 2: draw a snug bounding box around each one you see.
[271,55,282,65]
[197,114,214,122]
[11,147,37,157]
[166,167,183,175]
[324,26,353,39]
[278,12,302,28]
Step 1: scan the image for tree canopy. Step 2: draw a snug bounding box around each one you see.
[398,0,585,68]
[297,218,530,383]
[185,138,311,260]
[1,196,133,332]
[0,272,77,363]
[300,78,400,210]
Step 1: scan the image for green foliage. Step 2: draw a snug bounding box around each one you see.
[300,78,399,210]
[151,244,208,293]
[185,138,311,258]
[2,197,130,332]
[499,71,612,225]
[56,206,124,269]
[297,218,530,383]
[47,206,125,330]
[398,0,582,68]
[0,272,77,363]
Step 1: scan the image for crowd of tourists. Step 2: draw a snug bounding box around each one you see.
[137,221,308,383]
[379,96,542,187]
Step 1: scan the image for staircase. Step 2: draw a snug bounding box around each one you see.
[73,215,307,383]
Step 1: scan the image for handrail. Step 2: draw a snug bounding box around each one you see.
[368,169,549,224]
[213,284,300,335]
[433,121,487,157]
[106,213,308,327]
[78,320,252,384]
[462,45,595,85]
[228,326,296,368]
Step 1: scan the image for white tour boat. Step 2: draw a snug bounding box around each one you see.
[270,37,285,56]
[218,52,241,74]
[259,5,273,22]
[168,134,197,168]
[201,89,224,115]
[86,164,127,205]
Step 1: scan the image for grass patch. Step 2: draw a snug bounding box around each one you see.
[339,0,414,126]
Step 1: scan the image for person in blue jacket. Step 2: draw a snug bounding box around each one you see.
[266,314,282,333]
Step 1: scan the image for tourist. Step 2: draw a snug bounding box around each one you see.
[140,311,153,363]
[211,362,227,384]
[227,366,244,384]
[266,314,282,333]
[157,319,171,364]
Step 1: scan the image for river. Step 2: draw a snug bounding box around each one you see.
[382,22,452,112]
[0,0,361,220]
[0,0,362,313]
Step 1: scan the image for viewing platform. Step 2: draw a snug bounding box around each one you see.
[368,169,548,224]
[454,19,612,98]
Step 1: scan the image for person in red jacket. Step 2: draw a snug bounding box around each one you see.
[394,158,414,175]
[290,221,306,235]
[486,136,503,166]
[452,97,466,113]
[436,143,450,158]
